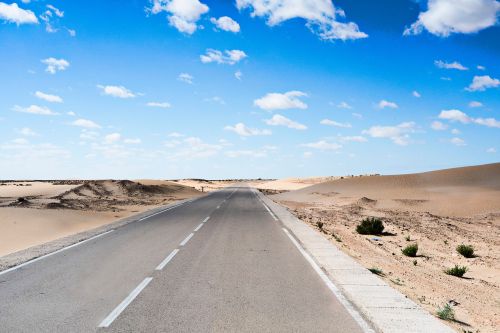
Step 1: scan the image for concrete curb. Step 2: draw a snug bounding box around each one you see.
[256,190,455,333]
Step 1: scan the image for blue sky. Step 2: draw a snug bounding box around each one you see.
[0,0,499,179]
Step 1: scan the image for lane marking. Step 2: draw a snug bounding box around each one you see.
[179,233,194,246]
[0,230,115,277]
[202,216,210,223]
[194,223,204,232]
[155,249,179,270]
[98,277,153,328]
[282,228,375,333]
[258,199,278,221]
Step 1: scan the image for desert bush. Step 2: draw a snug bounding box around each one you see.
[316,221,324,230]
[356,217,384,235]
[368,267,384,276]
[445,265,468,277]
[436,303,455,321]
[456,244,474,258]
[405,235,411,241]
[402,243,418,257]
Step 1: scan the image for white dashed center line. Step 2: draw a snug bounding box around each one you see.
[155,249,179,271]
[179,233,194,246]
[194,223,204,232]
[202,216,210,223]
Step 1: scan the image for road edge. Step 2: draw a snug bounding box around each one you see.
[256,189,455,333]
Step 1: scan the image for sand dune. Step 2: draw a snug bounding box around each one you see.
[256,176,341,191]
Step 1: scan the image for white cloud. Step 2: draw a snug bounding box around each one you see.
[339,135,367,143]
[46,4,63,18]
[178,73,193,84]
[72,118,101,129]
[236,0,367,41]
[466,75,500,91]
[451,128,461,135]
[439,109,500,128]
[265,114,307,130]
[320,119,351,128]
[124,138,141,144]
[147,102,171,108]
[0,2,38,25]
[67,111,76,116]
[450,137,466,146]
[12,138,29,145]
[477,65,486,70]
[200,49,247,65]
[19,127,36,136]
[412,91,421,98]
[300,140,342,150]
[404,0,500,36]
[35,91,63,103]
[98,85,136,98]
[13,104,58,115]
[363,122,416,145]
[474,117,500,128]
[67,28,76,37]
[104,133,121,144]
[204,96,225,105]
[210,16,240,32]
[168,137,223,159]
[377,99,398,109]
[487,147,496,153]
[168,132,184,137]
[303,151,313,158]
[254,91,308,110]
[235,70,243,80]
[430,120,448,130]
[469,101,483,108]
[224,123,272,136]
[336,101,352,109]
[41,57,69,74]
[225,148,269,158]
[434,60,468,70]
[149,0,209,34]
[352,112,363,119]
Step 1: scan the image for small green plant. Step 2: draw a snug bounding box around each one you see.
[368,267,384,276]
[456,244,475,258]
[443,240,448,245]
[316,221,324,230]
[405,235,411,241]
[402,243,418,257]
[413,260,417,266]
[436,303,455,321]
[356,217,384,235]
[445,265,468,277]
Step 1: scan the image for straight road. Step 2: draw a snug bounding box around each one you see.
[0,187,367,332]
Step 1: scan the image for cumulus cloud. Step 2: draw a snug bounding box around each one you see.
[236,0,367,41]
[300,140,342,150]
[200,49,247,65]
[13,104,58,115]
[178,73,193,84]
[336,101,352,109]
[363,122,416,145]
[438,109,500,128]
[147,102,171,108]
[377,99,398,109]
[104,133,121,144]
[265,114,307,130]
[469,101,483,108]
[98,85,136,98]
[466,75,500,91]
[339,135,367,143]
[224,123,272,136]
[254,91,308,110]
[320,119,351,128]
[412,91,421,98]
[210,16,240,32]
[450,137,466,146]
[430,120,448,130]
[35,91,63,103]
[434,60,468,70]
[404,0,500,37]
[0,2,38,25]
[72,118,101,129]
[41,57,69,74]
[149,0,209,34]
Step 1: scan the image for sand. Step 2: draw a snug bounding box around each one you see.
[271,163,500,332]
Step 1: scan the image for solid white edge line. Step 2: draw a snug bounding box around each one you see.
[155,249,179,270]
[0,230,115,277]
[282,228,375,333]
[202,216,210,223]
[194,223,204,232]
[179,233,194,246]
[98,277,153,328]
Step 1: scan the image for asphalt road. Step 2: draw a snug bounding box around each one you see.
[0,187,365,332]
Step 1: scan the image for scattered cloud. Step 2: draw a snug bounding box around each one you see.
[35,91,63,103]
[178,73,193,84]
[466,75,500,91]
[147,102,171,108]
[98,85,136,98]
[254,91,308,110]
[412,91,421,98]
[0,2,38,25]
[210,16,240,32]
[18,127,37,136]
[439,109,500,128]
[236,0,368,41]
[451,128,461,135]
[404,0,500,36]
[124,138,141,144]
[149,0,209,34]
[363,122,416,145]
[71,118,101,129]
[477,65,486,70]
[434,60,468,70]
[339,135,367,143]
[336,101,352,109]
[204,96,225,105]
[265,114,307,130]
[41,57,69,74]
[320,119,351,128]
[430,120,448,130]
[167,137,223,159]
[235,70,243,80]
[200,49,247,65]
[67,111,76,116]
[300,140,342,150]
[224,123,272,136]
[377,99,398,109]
[168,132,184,138]
[352,112,363,119]
[487,147,497,153]
[469,101,483,108]
[13,104,58,115]
[104,133,121,144]
[450,137,466,146]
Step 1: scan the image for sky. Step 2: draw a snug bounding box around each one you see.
[0,0,499,179]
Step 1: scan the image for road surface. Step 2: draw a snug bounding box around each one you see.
[0,187,366,332]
